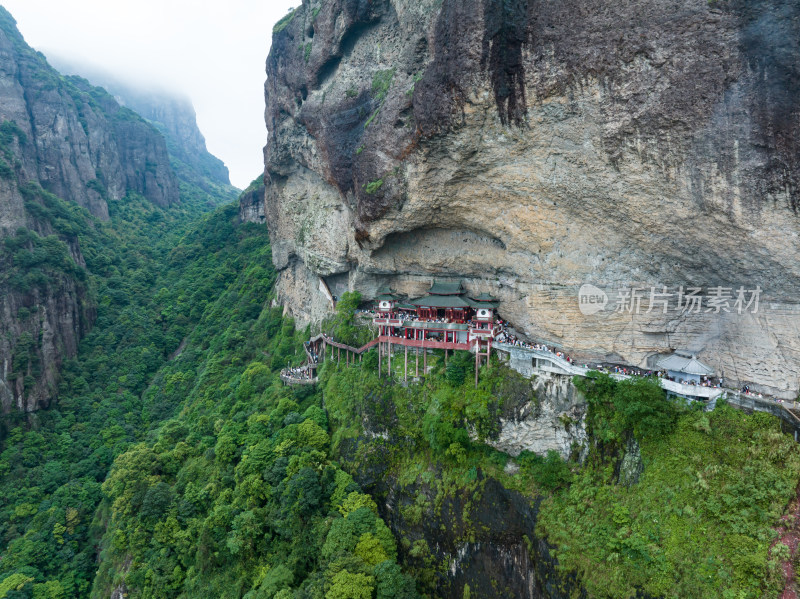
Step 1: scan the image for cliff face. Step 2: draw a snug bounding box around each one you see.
[336,372,591,598]
[46,58,237,198]
[0,7,180,413]
[239,177,266,224]
[112,90,230,188]
[0,255,94,414]
[0,9,179,222]
[491,372,588,460]
[264,0,800,397]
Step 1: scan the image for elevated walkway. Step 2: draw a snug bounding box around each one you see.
[494,342,726,401]
[494,342,588,377]
[299,332,797,423]
[294,322,800,440]
[280,364,318,385]
[322,336,380,354]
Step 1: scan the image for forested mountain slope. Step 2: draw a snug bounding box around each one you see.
[0,201,416,599]
[0,3,799,599]
[0,6,234,414]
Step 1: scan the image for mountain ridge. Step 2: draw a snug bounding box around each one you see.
[0,5,233,413]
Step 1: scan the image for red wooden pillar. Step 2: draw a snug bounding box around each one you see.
[474,340,480,388]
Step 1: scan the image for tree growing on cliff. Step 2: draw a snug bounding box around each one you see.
[325,291,372,347]
[576,373,677,444]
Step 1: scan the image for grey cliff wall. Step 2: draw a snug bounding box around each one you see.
[46,56,235,193]
[490,371,588,460]
[239,178,267,224]
[263,0,800,397]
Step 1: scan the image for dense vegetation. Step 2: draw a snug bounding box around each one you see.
[538,373,800,599]
[1,180,799,599]
[93,306,417,599]
[0,197,417,599]
[316,321,800,598]
[318,339,565,594]
[0,196,264,596]
[321,292,375,348]
[3,216,800,599]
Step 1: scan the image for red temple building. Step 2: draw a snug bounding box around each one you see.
[372,280,499,385]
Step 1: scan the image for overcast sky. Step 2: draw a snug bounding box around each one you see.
[2,0,298,189]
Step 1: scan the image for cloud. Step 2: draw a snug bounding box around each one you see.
[2,0,299,188]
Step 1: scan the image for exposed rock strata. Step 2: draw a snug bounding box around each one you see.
[47,57,237,197]
[490,372,588,460]
[379,477,584,599]
[264,0,800,397]
[339,383,588,598]
[238,178,266,224]
[0,267,94,413]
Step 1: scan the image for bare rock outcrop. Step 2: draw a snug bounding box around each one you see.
[490,372,588,460]
[263,0,800,397]
[239,177,266,224]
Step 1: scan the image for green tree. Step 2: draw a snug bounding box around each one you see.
[326,571,374,599]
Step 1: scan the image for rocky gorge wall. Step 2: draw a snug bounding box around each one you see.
[239,178,266,224]
[0,8,178,224]
[337,365,591,598]
[47,57,239,199]
[0,7,180,412]
[263,0,800,398]
[0,263,94,414]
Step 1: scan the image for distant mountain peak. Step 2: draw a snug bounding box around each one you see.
[47,55,235,190]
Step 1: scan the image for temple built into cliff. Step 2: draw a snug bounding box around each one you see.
[373,281,499,386]
[288,282,800,423]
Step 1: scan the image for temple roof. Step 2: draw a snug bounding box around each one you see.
[465,298,498,309]
[375,294,397,302]
[376,285,395,296]
[411,294,472,308]
[471,292,498,302]
[656,352,714,376]
[428,280,464,295]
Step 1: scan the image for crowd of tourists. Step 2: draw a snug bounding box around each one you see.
[597,364,656,378]
[658,373,723,387]
[360,305,798,408]
[739,385,770,399]
[282,366,314,381]
[496,325,577,365]
[304,341,320,364]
